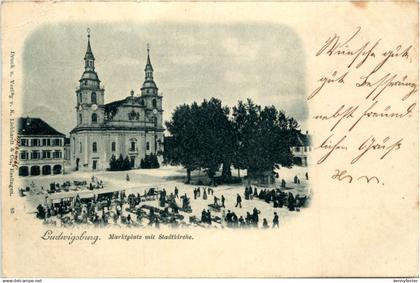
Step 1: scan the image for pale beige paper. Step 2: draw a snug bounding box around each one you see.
[1,1,418,277]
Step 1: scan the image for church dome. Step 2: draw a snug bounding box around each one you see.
[142,80,157,89]
[81,71,99,81]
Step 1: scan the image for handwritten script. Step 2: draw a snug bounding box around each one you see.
[310,27,417,185]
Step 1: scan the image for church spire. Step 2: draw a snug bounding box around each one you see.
[79,28,100,88]
[145,43,154,80]
[141,44,158,96]
[84,28,95,71]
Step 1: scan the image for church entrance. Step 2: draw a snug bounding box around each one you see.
[130,156,135,168]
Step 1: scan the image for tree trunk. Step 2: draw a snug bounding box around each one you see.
[237,168,240,177]
[222,161,232,181]
[186,168,191,184]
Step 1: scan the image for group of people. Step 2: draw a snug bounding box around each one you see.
[158,188,192,213]
[221,208,279,229]
[36,190,133,227]
[244,186,308,211]
[20,177,104,197]
[31,173,309,229]
[34,185,188,228]
[127,188,159,209]
[200,209,217,224]
[193,187,214,200]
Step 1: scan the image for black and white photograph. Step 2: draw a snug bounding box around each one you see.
[18,23,312,229]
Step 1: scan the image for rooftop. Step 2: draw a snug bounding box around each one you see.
[18,117,65,137]
[292,132,311,147]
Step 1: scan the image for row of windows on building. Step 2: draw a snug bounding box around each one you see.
[19,164,62,176]
[79,113,158,125]
[20,150,63,160]
[293,146,312,152]
[20,138,63,147]
[76,141,151,154]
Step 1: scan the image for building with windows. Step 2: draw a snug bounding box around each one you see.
[17,117,65,176]
[290,131,311,166]
[69,32,164,171]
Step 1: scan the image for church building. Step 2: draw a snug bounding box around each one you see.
[70,32,164,171]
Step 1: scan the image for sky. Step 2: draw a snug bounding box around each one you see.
[23,22,308,135]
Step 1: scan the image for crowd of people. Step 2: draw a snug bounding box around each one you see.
[20,176,104,197]
[244,185,308,211]
[29,174,310,229]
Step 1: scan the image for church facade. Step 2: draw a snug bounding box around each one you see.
[70,33,164,171]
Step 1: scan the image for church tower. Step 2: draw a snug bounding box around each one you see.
[75,29,105,128]
[140,45,164,155]
[140,45,163,129]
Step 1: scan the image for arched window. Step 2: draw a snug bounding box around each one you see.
[111,142,116,152]
[92,113,97,124]
[19,166,29,177]
[53,165,62,175]
[30,166,40,176]
[152,99,157,108]
[140,99,145,106]
[146,141,150,151]
[92,142,97,153]
[91,92,97,104]
[130,141,136,151]
[79,142,82,153]
[79,114,82,125]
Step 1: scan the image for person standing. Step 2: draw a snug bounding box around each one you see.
[263,218,269,229]
[174,187,179,198]
[214,196,219,206]
[235,193,242,208]
[201,209,207,223]
[221,195,225,208]
[207,209,212,224]
[252,207,260,227]
[273,212,279,228]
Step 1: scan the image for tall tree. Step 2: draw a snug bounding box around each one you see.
[165,98,235,184]
[232,99,298,180]
[165,97,299,185]
[164,103,201,183]
[196,98,235,183]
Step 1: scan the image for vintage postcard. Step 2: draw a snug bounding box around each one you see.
[1,1,418,278]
